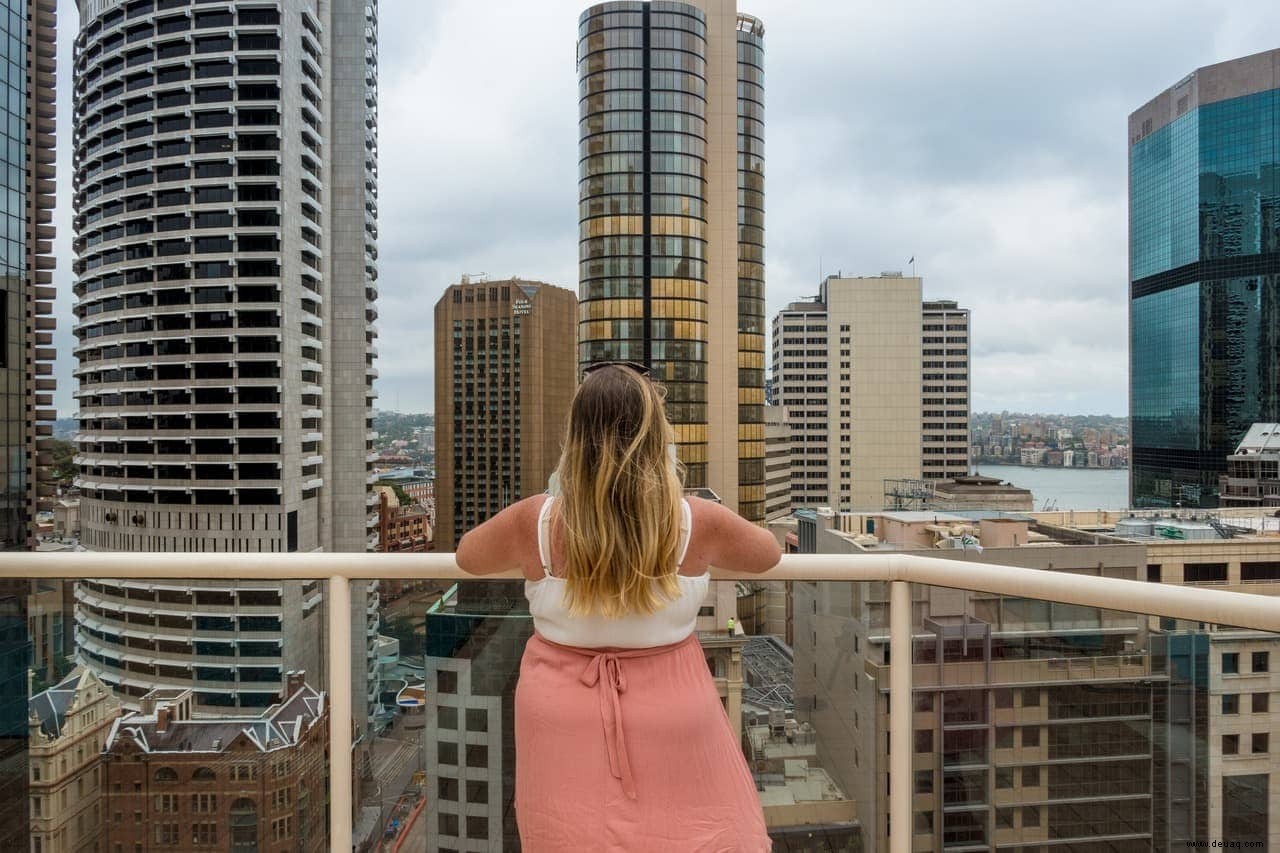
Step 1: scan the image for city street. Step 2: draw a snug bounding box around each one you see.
[366,724,427,852]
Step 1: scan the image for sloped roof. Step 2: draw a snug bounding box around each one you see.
[105,683,325,755]
[29,668,96,738]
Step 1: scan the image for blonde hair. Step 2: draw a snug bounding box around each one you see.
[552,365,684,618]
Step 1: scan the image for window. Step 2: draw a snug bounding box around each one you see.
[1022,726,1040,747]
[465,815,489,840]
[1022,688,1040,707]
[437,705,457,729]
[466,780,488,804]
[913,811,933,835]
[1224,653,1240,674]
[1252,651,1269,673]
[155,824,179,845]
[996,807,1015,829]
[1184,562,1228,583]
[466,708,488,733]
[465,744,488,768]
[438,777,458,801]
[1224,734,1240,755]
[1252,693,1269,713]
[438,670,457,693]
[914,730,932,753]
[1224,694,1240,714]
[914,770,933,794]
[994,688,1013,709]
[437,741,457,765]
[995,728,1013,749]
[438,813,459,836]
[1023,805,1041,828]
[1252,733,1269,753]
[996,767,1014,789]
[1022,766,1040,787]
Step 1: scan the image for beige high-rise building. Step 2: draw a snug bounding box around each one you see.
[28,668,120,853]
[773,275,968,511]
[921,299,970,481]
[433,278,577,550]
[771,298,828,508]
[577,0,766,521]
[763,404,791,520]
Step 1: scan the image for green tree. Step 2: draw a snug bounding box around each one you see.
[50,439,76,484]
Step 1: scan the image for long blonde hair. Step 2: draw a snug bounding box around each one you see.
[552,364,684,618]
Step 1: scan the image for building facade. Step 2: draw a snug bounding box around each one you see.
[1129,48,1280,509]
[28,668,120,853]
[101,677,327,853]
[375,486,431,553]
[68,0,379,715]
[763,404,791,520]
[1,0,60,844]
[772,275,969,511]
[771,297,828,508]
[576,0,767,521]
[921,299,970,481]
[793,511,1167,851]
[1221,422,1280,506]
[432,278,577,551]
[424,586,531,852]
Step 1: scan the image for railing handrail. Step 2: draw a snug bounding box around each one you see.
[16,549,1280,852]
[12,550,1280,632]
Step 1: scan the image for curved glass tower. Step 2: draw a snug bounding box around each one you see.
[1129,49,1280,508]
[70,0,379,711]
[577,0,765,519]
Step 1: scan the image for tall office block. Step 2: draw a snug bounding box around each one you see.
[577,0,767,521]
[763,404,790,520]
[433,278,577,552]
[1129,49,1280,508]
[0,0,58,845]
[69,0,379,713]
[921,300,970,481]
[771,296,827,507]
[773,275,969,511]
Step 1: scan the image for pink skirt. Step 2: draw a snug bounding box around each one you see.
[515,632,771,852]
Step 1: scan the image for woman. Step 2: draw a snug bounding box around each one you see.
[457,363,781,851]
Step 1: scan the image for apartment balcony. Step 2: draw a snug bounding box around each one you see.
[8,552,1279,852]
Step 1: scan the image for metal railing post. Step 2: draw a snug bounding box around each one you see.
[328,575,353,851]
[890,580,911,853]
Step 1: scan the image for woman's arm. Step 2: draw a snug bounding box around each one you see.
[686,497,782,574]
[455,494,544,577]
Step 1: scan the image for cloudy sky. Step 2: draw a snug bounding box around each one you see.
[50,0,1280,417]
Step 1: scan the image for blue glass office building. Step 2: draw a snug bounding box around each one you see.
[1129,50,1280,508]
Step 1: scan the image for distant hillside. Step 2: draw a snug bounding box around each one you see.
[53,418,76,441]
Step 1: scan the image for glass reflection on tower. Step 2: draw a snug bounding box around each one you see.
[1129,53,1280,508]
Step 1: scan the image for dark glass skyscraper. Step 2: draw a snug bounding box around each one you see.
[1129,49,1280,508]
[577,0,766,520]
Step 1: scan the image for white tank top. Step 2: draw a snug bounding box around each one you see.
[524,496,710,649]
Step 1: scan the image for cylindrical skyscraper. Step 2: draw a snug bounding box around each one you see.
[70,0,379,712]
[577,0,765,520]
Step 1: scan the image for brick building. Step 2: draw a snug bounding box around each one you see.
[102,674,327,852]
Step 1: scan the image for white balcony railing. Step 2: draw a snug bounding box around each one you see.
[6,551,1280,853]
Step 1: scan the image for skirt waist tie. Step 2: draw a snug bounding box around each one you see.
[536,632,696,801]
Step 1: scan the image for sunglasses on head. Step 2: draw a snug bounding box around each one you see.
[582,360,651,379]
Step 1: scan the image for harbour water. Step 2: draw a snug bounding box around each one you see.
[973,463,1129,511]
